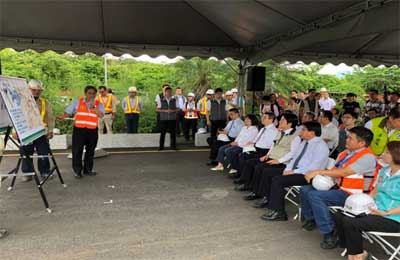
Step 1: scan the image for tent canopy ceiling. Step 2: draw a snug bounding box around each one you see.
[0,0,399,66]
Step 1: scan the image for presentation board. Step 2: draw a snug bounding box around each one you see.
[0,76,45,145]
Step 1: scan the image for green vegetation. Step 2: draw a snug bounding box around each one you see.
[1,49,399,133]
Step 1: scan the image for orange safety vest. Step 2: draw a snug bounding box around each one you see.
[184,102,198,119]
[74,98,100,129]
[39,98,47,127]
[336,147,378,195]
[200,97,208,116]
[97,94,113,113]
[124,96,140,114]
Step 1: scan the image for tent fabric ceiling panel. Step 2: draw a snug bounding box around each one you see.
[185,1,300,46]
[0,0,398,65]
[102,1,238,46]
[0,1,103,42]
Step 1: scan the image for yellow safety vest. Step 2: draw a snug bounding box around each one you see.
[200,97,207,116]
[98,94,113,113]
[124,96,140,114]
[39,98,47,127]
[370,116,400,155]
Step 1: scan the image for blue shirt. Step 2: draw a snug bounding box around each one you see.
[285,136,329,174]
[65,98,105,115]
[224,118,245,138]
[374,166,400,223]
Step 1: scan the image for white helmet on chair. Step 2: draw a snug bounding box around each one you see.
[343,193,377,217]
[217,134,230,142]
[197,128,207,134]
[312,175,335,191]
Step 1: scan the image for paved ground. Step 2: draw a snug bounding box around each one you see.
[0,150,384,260]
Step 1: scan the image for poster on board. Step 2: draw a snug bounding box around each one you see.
[0,95,12,133]
[0,76,45,145]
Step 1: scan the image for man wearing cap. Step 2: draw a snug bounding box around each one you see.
[96,86,116,134]
[183,93,198,141]
[231,88,246,115]
[122,86,142,134]
[18,79,55,182]
[197,89,214,130]
[225,91,236,111]
[157,86,179,150]
[319,88,336,112]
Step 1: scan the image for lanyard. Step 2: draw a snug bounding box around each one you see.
[335,150,362,168]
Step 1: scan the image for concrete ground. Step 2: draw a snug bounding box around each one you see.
[0,150,385,260]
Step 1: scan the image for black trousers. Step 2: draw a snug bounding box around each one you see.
[183,118,198,140]
[72,127,98,174]
[20,135,50,176]
[333,212,400,255]
[159,120,176,149]
[125,113,139,133]
[252,163,286,197]
[209,139,231,161]
[210,120,226,138]
[267,174,308,211]
[235,149,269,174]
[239,158,261,187]
[176,110,185,135]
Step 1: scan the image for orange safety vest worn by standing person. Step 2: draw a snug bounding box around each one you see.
[74,98,100,129]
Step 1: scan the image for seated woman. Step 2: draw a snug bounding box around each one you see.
[333,140,400,260]
[211,115,258,171]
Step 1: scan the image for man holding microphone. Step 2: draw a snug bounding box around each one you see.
[58,86,104,178]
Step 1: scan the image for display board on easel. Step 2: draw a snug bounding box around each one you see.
[0,76,45,145]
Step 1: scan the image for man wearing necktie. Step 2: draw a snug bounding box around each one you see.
[261,121,329,221]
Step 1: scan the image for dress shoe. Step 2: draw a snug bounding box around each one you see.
[253,197,269,208]
[233,179,244,185]
[320,230,338,249]
[83,171,97,176]
[302,220,316,231]
[21,176,32,182]
[158,147,164,151]
[74,172,83,179]
[228,169,237,174]
[234,184,248,191]
[228,172,239,179]
[243,192,259,201]
[261,210,288,221]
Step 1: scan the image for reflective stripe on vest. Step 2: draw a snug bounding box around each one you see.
[39,98,47,127]
[97,94,113,113]
[370,117,400,155]
[184,102,198,119]
[200,97,207,115]
[336,147,376,195]
[125,96,140,114]
[74,98,99,129]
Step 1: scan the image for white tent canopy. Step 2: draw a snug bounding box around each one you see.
[0,0,399,66]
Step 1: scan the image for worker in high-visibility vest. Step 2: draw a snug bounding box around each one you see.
[17,79,55,182]
[59,85,105,179]
[183,92,199,141]
[96,86,115,134]
[197,89,214,131]
[122,86,143,133]
[365,106,400,155]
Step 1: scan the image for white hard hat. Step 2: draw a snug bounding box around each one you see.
[312,175,336,191]
[217,134,230,142]
[320,87,328,92]
[128,86,137,92]
[225,91,233,96]
[197,128,207,134]
[343,193,377,217]
[206,89,215,95]
[53,128,61,135]
[231,88,238,93]
[187,92,195,97]
[28,79,43,90]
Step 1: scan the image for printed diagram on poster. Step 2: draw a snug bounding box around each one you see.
[0,95,11,133]
[0,76,45,145]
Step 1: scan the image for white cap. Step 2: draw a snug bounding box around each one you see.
[320,87,328,92]
[225,91,233,96]
[28,79,43,90]
[231,88,238,93]
[206,89,215,95]
[187,92,195,97]
[128,86,137,92]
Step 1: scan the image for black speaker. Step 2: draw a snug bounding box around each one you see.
[246,66,266,91]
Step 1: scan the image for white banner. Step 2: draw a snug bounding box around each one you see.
[0,94,12,132]
[0,76,45,145]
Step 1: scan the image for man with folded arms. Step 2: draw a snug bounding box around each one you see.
[260,121,329,221]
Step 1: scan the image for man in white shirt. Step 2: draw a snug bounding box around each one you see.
[319,110,339,151]
[174,87,187,136]
[319,88,336,111]
[231,113,279,184]
[260,121,329,221]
